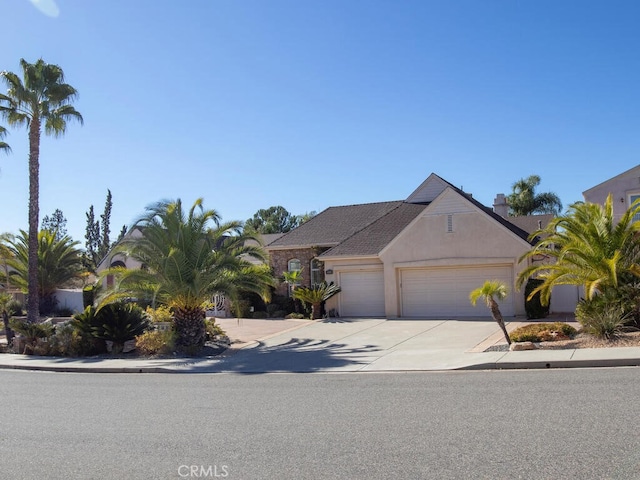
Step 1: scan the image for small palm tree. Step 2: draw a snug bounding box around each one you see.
[0,58,83,322]
[100,198,275,347]
[470,280,511,345]
[292,281,341,320]
[0,292,15,346]
[508,175,562,216]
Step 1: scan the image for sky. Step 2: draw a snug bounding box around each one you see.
[1,0,639,245]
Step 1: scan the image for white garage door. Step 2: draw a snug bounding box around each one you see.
[339,270,385,317]
[400,265,514,317]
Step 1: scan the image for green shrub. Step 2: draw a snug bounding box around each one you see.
[509,322,577,343]
[231,299,251,318]
[524,278,549,319]
[6,299,23,316]
[251,311,268,319]
[54,307,74,317]
[82,285,95,308]
[95,303,150,352]
[47,323,85,357]
[145,305,173,323]
[576,301,628,339]
[273,310,287,318]
[266,303,279,317]
[205,319,226,339]
[135,329,176,356]
[9,318,54,354]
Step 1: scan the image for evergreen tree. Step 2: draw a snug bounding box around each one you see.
[41,208,67,240]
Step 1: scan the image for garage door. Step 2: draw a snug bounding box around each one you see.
[339,270,385,317]
[400,265,514,317]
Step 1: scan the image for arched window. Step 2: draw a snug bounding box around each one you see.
[310,259,323,286]
[287,259,302,296]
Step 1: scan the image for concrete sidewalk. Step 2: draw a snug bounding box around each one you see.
[0,317,639,373]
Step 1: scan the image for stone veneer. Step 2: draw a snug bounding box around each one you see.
[269,247,326,296]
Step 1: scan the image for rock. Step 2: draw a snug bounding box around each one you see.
[510,341,537,351]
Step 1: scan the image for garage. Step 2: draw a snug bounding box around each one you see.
[338,270,385,317]
[400,265,514,317]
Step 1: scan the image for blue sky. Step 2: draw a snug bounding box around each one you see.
[1,0,638,244]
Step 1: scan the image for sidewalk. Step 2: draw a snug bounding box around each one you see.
[0,317,639,373]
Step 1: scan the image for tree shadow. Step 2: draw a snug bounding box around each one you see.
[189,337,382,373]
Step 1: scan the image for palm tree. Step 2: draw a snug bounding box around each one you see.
[0,58,83,322]
[470,280,511,345]
[517,195,640,306]
[100,198,276,347]
[0,292,15,346]
[508,175,562,216]
[1,230,83,313]
[0,125,10,153]
[292,281,341,320]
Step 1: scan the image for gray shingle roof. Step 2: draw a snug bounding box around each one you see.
[319,203,427,258]
[266,201,405,248]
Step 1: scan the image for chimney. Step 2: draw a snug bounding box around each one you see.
[493,193,508,218]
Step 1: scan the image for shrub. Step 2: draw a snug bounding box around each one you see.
[47,323,85,357]
[205,319,226,339]
[251,311,268,319]
[524,278,549,319]
[285,313,306,319]
[6,299,24,316]
[509,322,577,343]
[266,303,279,317]
[576,301,628,339]
[82,285,95,308]
[136,329,176,356]
[9,318,54,354]
[231,299,251,318]
[70,306,106,355]
[54,307,74,317]
[145,305,173,323]
[95,303,151,352]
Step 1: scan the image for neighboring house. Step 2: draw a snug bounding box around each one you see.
[96,227,144,288]
[583,164,640,221]
[266,173,571,318]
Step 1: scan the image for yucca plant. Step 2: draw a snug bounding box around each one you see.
[292,281,341,320]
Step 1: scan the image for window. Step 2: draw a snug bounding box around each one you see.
[630,194,640,221]
[310,259,323,286]
[287,259,302,296]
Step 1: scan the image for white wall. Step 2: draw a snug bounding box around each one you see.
[54,289,84,314]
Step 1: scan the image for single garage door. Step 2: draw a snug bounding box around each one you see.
[400,265,514,317]
[339,270,385,317]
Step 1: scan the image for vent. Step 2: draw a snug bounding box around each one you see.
[447,214,453,233]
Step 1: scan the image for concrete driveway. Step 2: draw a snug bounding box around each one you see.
[211,317,508,373]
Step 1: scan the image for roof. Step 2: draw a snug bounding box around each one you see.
[319,203,427,258]
[506,214,554,235]
[582,164,640,197]
[266,201,404,248]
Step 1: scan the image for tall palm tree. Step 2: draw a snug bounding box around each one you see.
[0,125,10,153]
[470,280,511,345]
[516,195,640,305]
[1,230,83,313]
[100,198,276,347]
[0,58,83,322]
[508,175,562,216]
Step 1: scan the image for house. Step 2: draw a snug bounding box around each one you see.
[266,173,564,318]
[583,164,640,221]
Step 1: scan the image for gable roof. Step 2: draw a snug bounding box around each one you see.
[266,201,404,249]
[506,214,553,235]
[318,203,427,258]
[583,164,640,197]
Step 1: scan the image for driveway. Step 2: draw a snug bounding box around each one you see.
[210,317,509,373]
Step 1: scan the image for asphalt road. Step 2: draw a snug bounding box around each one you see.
[2,368,640,479]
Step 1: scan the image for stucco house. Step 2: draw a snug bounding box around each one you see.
[583,164,640,221]
[266,173,568,318]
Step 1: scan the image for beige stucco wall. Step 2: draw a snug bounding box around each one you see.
[379,195,532,317]
[583,166,640,221]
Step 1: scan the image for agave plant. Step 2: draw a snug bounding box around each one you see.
[292,281,341,320]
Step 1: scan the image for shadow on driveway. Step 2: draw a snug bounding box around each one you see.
[196,337,382,373]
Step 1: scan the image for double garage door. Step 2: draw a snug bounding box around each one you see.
[400,265,514,318]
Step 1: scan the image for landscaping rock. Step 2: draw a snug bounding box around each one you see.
[510,341,537,351]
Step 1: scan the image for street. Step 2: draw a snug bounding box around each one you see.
[2,368,640,479]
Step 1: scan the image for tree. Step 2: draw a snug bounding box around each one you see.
[0,292,15,346]
[297,211,317,225]
[99,189,113,260]
[292,281,341,320]
[99,198,276,348]
[0,58,83,322]
[245,206,300,234]
[507,175,562,216]
[84,190,116,272]
[469,280,511,345]
[516,195,640,306]
[1,230,83,313]
[41,208,67,240]
[0,124,10,154]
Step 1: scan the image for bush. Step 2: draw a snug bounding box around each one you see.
[251,311,268,319]
[6,299,24,316]
[524,278,549,319]
[509,322,577,343]
[47,323,85,357]
[205,319,226,339]
[70,306,106,355]
[95,303,151,352]
[136,329,176,356]
[576,301,628,339]
[9,318,54,354]
[54,307,74,317]
[82,285,95,308]
[285,313,306,319]
[145,305,173,323]
[231,299,251,318]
